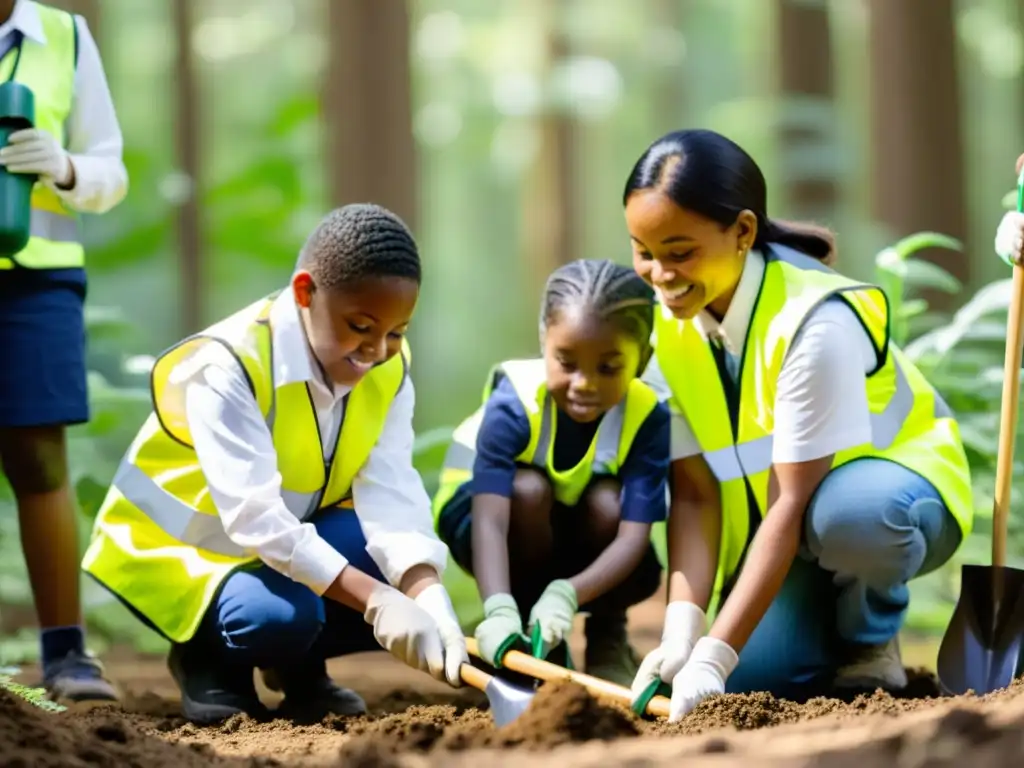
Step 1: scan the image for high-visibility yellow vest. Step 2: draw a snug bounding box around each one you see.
[0,2,84,270]
[432,358,660,523]
[82,293,411,643]
[653,247,974,612]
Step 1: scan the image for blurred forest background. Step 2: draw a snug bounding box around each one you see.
[1,0,1024,664]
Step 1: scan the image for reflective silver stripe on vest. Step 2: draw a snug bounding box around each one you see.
[531,395,625,473]
[702,358,948,483]
[112,461,247,557]
[442,440,476,472]
[32,208,79,243]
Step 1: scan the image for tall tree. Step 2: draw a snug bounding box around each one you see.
[520,0,576,297]
[867,0,967,299]
[172,0,202,334]
[323,0,417,229]
[775,0,836,225]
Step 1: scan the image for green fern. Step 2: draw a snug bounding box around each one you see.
[0,673,66,713]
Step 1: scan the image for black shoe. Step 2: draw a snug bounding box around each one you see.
[262,661,366,722]
[167,642,265,724]
[43,650,120,703]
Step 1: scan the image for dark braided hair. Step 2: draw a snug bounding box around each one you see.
[297,203,421,290]
[540,259,656,369]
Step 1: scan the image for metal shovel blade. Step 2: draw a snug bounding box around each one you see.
[483,674,535,727]
[937,563,1024,696]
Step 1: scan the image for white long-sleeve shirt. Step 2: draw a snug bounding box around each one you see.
[178,287,450,597]
[0,1,127,213]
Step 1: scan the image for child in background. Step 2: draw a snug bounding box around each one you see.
[433,259,669,685]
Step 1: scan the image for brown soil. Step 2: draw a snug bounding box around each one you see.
[5,592,1024,767]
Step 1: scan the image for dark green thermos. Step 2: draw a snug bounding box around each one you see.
[0,81,36,257]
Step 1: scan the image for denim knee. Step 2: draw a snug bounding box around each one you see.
[804,460,955,588]
[213,571,324,667]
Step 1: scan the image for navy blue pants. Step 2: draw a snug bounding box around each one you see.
[190,507,382,669]
[437,481,662,617]
[0,269,89,428]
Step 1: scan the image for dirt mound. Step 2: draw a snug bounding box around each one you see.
[339,680,639,761]
[0,688,273,767]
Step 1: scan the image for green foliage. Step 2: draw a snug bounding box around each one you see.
[876,231,1024,632]
[0,669,66,713]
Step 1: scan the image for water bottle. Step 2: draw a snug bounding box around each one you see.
[0,81,35,257]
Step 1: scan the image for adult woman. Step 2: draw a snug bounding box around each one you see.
[625,129,973,721]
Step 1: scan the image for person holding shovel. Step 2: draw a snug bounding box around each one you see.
[432,259,668,687]
[626,129,974,721]
[993,154,1024,267]
[83,204,469,725]
[0,0,128,702]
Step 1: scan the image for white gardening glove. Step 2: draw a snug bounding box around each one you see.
[668,636,739,722]
[474,593,525,667]
[413,582,469,688]
[0,128,73,187]
[630,601,706,705]
[363,583,445,680]
[995,210,1024,267]
[527,579,577,656]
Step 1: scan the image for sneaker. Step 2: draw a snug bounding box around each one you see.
[834,637,909,690]
[583,614,640,687]
[43,650,119,703]
[262,665,366,721]
[167,642,265,724]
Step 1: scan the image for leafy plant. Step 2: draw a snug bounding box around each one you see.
[876,231,1024,633]
[0,668,66,713]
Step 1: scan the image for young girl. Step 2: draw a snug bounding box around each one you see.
[433,259,669,686]
[83,204,467,724]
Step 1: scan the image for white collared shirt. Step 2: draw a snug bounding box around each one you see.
[179,288,449,596]
[0,1,127,213]
[643,248,877,465]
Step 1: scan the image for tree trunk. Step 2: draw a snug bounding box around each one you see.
[173,0,203,334]
[520,0,576,297]
[776,0,836,225]
[322,0,417,230]
[867,0,967,302]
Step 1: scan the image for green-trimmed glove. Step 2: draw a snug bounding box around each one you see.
[527,580,578,657]
[474,593,525,668]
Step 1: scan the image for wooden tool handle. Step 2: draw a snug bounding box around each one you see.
[994,263,1024,568]
[464,637,671,718]
[459,662,494,694]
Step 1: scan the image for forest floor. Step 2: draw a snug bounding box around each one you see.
[4,586,1019,768]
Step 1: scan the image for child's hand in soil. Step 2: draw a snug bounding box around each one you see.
[995,210,1024,267]
[527,580,577,656]
[475,593,525,667]
[630,601,707,705]
[668,636,739,722]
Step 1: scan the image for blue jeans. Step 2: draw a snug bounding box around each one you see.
[724,458,963,697]
[190,507,382,669]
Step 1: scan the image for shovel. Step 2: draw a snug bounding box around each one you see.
[937,168,1024,695]
[465,637,671,718]
[459,662,536,727]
